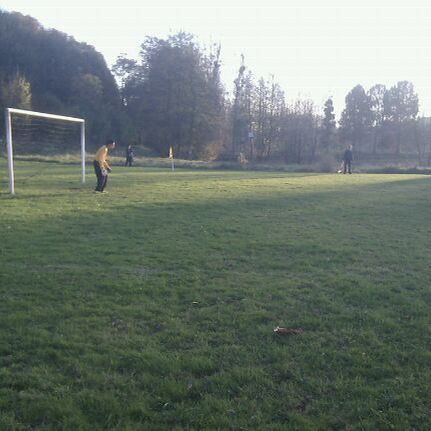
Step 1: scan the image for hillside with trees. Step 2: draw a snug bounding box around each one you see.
[0,9,126,149]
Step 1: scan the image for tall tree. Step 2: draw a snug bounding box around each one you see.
[281,99,319,164]
[320,98,336,152]
[230,57,254,160]
[383,81,419,154]
[119,32,224,159]
[367,84,386,154]
[252,76,284,161]
[112,54,137,105]
[339,85,372,152]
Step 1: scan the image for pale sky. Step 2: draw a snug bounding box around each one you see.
[2,0,431,118]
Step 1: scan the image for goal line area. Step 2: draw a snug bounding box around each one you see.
[4,108,85,195]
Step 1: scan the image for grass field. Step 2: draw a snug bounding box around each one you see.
[0,161,430,430]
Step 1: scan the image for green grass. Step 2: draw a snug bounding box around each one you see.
[0,161,430,430]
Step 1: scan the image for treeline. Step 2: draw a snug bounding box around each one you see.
[227,77,431,165]
[116,33,431,165]
[1,9,431,164]
[339,82,431,165]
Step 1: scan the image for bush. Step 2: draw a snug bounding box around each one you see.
[314,153,339,172]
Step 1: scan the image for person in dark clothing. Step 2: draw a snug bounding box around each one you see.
[343,145,353,174]
[125,145,134,167]
[94,139,115,192]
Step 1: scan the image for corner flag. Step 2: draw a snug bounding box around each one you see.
[169,146,174,171]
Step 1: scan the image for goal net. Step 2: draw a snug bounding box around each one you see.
[4,108,86,195]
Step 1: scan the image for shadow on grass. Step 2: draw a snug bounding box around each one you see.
[1,170,429,286]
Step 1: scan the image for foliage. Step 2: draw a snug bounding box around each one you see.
[229,58,254,159]
[228,59,318,164]
[383,81,419,154]
[0,9,122,148]
[114,33,224,159]
[320,98,336,151]
[282,99,320,164]
[0,73,32,111]
[339,85,373,150]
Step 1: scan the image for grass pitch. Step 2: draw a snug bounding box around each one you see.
[0,161,430,430]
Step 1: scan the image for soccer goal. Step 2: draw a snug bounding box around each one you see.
[4,108,86,195]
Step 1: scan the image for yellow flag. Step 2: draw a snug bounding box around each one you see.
[169,146,174,159]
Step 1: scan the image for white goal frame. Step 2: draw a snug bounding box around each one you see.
[4,107,86,195]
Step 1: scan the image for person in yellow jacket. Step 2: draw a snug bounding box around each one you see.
[93,139,115,192]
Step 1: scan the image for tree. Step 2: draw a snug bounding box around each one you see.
[251,76,285,161]
[0,73,32,110]
[339,85,372,152]
[0,73,32,138]
[367,84,386,154]
[112,54,137,104]
[320,98,336,152]
[413,116,430,165]
[383,81,419,154]
[281,99,319,164]
[119,32,225,159]
[254,78,270,161]
[230,57,254,160]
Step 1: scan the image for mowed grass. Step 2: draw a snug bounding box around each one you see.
[0,161,430,431]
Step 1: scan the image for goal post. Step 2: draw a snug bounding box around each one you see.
[4,107,86,195]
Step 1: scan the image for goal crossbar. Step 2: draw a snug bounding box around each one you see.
[4,108,86,195]
[7,108,85,123]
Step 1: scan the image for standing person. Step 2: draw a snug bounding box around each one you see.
[93,139,115,192]
[343,144,353,174]
[125,144,134,167]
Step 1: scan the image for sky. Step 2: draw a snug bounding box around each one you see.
[2,0,431,118]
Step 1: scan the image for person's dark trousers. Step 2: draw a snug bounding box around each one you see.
[93,160,108,191]
[343,160,352,174]
[125,157,133,167]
